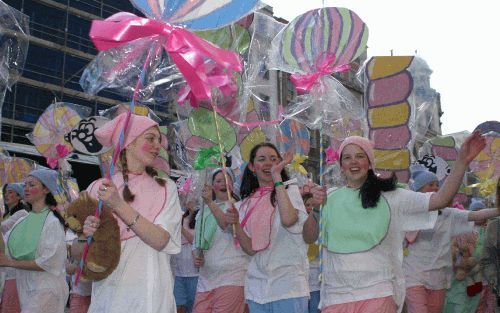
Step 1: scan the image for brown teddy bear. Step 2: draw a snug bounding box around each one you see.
[65,191,120,281]
[452,235,483,297]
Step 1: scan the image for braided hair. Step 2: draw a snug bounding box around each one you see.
[119,149,166,203]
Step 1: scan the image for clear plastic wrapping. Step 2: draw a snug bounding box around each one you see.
[0,1,29,133]
[80,0,260,108]
[268,7,369,188]
[470,121,500,181]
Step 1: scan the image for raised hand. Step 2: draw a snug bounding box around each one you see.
[458,131,486,164]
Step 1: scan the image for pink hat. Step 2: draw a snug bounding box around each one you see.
[338,136,375,166]
[95,112,158,149]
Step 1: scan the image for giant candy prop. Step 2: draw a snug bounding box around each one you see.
[470,121,500,180]
[364,56,441,183]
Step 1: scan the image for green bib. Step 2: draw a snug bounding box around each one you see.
[324,187,390,254]
[195,202,225,250]
[7,208,50,260]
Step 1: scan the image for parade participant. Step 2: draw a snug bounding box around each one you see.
[302,192,321,313]
[173,199,199,313]
[82,113,182,313]
[0,169,68,313]
[403,167,499,313]
[0,183,29,313]
[442,197,495,313]
[2,183,29,218]
[479,178,500,313]
[304,132,486,313]
[192,169,249,313]
[65,230,92,313]
[226,143,309,313]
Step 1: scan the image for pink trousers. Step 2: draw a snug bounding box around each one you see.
[405,286,446,313]
[69,294,91,313]
[476,286,496,313]
[193,286,246,313]
[322,296,397,313]
[0,280,20,313]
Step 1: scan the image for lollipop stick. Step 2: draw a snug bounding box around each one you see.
[210,94,236,237]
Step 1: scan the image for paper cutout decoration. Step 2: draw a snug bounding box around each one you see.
[418,134,468,204]
[278,7,369,73]
[365,56,414,182]
[277,119,311,156]
[417,155,451,182]
[27,103,88,167]
[0,157,36,187]
[67,116,111,155]
[129,0,259,30]
[470,121,500,180]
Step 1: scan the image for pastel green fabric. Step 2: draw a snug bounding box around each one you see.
[7,208,50,260]
[324,187,390,254]
[443,228,485,313]
[195,202,225,250]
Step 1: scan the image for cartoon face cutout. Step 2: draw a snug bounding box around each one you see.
[417,155,451,182]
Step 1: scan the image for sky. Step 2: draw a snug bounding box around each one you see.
[264,0,498,135]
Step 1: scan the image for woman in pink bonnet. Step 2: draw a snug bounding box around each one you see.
[82,112,182,313]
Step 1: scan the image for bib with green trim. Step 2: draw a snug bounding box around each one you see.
[324,187,390,254]
[195,202,226,250]
[7,208,50,260]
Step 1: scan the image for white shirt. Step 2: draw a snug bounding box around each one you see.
[172,216,199,277]
[237,184,309,304]
[196,202,250,292]
[320,188,437,311]
[403,207,473,290]
[7,212,69,313]
[1,209,29,281]
[309,257,321,292]
[88,179,182,313]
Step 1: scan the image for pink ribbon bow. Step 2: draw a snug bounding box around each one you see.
[177,62,237,108]
[325,146,339,164]
[90,12,242,102]
[290,53,351,94]
[47,144,71,169]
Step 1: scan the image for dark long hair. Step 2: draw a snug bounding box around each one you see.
[211,169,240,202]
[182,208,199,229]
[240,143,289,206]
[358,169,397,208]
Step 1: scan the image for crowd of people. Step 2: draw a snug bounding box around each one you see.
[0,113,498,313]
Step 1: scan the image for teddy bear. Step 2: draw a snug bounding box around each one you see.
[452,235,483,297]
[65,191,120,281]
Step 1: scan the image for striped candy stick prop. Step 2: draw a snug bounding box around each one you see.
[318,127,326,281]
[74,46,158,285]
[365,56,414,183]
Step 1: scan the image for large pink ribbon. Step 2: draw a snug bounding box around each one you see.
[290,53,351,94]
[90,12,242,102]
[177,62,237,107]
